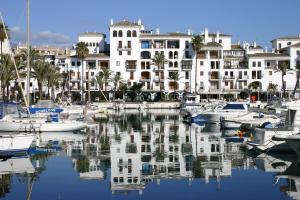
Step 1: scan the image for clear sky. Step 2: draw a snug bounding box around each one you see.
[1,0,300,48]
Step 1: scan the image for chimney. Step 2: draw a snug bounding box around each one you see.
[110,19,114,25]
[216,32,220,43]
[243,41,246,49]
[253,41,257,48]
[204,27,208,44]
[138,19,142,25]
[187,29,192,36]
[271,48,275,53]
[264,47,268,52]
[156,28,160,34]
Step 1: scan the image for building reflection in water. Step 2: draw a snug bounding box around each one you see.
[1,109,299,199]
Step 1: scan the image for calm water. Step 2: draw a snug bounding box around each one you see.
[1,109,299,200]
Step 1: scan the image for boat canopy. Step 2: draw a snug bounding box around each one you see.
[223,103,246,110]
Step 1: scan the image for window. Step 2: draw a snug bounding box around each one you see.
[141,41,150,49]
[127,51,131,55]
[71,61,75,66]
[200,61,204,66]
[93,42,95,47]
[269,71,272,76]
[169,62,173,68]
[252,62,256,67]
[113,30,117,37]
[77,61,81,66]
[174,61,178,68]
[185,41,189,49]
[116,61,120,66]
[258,61,261,67]
[279,43,282,49]
[127,41,131,48]
[219,39,222,43]
[169,51,173,59]
[185,72,189,79]
[174,51,178,59]
[287,42,291,45]
[200,71,204,76]
[118,41,122,48]
[118,30,123,37]
[267,62,270,67]
[132,30,137,37]
[130,72,134,80]
[119,51,122,56]
[297,50,300,55]
[127,30,131,37]
[257,71,262,79]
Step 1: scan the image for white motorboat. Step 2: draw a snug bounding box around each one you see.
[192,102,249,123]
[0,115,87,132]
[0,132,35,155]
[220,112,281,129]
[247,100,300,152]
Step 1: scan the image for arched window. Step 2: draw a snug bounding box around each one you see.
[127,30,131,37]
[89,42,92,46]
[169,61,173,68]
[174,51,178,59]
[174,61,178,68]
[93,42,95,47]
[169,51,173,59]
[118,30,123,37]
[141,51,151,59]
[132,30,137,37]
[113,30,117,37]
[86,42,88,46]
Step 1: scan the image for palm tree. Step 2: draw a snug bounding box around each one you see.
[292,63,300,98]
[277,62,289,99]
[76,42,89,101]
[0,22,9,61]
[169,71,181,100]
[20,47,40,67]
[0,54,14,100]
[152,52,167,99]
[31,60,50,99]
[102,68,112,99]
[119,82,128,100]
[191,35,203,93]
[267,83,278,101]
[47,66,61,100]
[112,73,122,100]
[95,72,108,101]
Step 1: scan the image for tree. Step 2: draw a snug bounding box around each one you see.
[169,71,180,92]
[20,47,40,67]
[0,22,9,61]
[248,81,261,90]
[0,54,14,100]
[152,52,167,99]
[31,60,50,99]
[47,66,61,100]
[95,72,108,101]
[112,73,122,100]
[119,82,128,100]
[191,35,204,93]
[76,42,89,101]
[102,68,112,99]
[267,83,278,101]
[277,62,289,99]
[292,63,300,98]
[129,83,143,101]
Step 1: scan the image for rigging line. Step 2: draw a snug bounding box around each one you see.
[0,12,33,123]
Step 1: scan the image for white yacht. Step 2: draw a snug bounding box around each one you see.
[220,112,281,129]
[247,100,300,152]
[0,132,34,155]
[193,102,248,123]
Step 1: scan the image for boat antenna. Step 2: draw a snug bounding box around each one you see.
[0,12,32,119]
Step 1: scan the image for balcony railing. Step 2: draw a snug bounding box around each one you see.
[126,143,137,154]
[223,75,235,80]
[117,46,132,51]
[237,75,249,80]
[126,65,137,70]
[209,76,221,80]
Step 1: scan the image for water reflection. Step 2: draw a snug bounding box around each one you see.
[1,110,300,199]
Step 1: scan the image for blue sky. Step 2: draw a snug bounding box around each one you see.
[1,0,300,48]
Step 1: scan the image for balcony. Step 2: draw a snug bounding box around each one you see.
[126,143,137,154]
[237,75,249,80]
[223,75,235,80]
[117,46,131,51]
[209,76,221,81]
[126,60,137,71]
[182,60,192,70]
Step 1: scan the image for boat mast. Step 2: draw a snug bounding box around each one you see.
[26,0,30,105]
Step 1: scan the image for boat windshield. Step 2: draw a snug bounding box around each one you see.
[223,104,245,110]
[35,100,56,108]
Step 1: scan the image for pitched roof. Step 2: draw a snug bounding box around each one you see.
[271,35,300,41]
[110,21,140,27]
[289,42,300,48]
[247,53,289,58]
[231,44,243,50]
